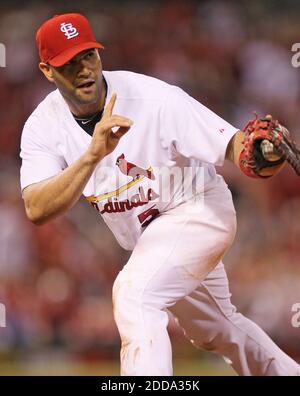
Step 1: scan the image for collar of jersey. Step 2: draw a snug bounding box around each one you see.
[56,71,112,140]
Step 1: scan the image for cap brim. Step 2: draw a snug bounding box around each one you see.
[48,41,104,67]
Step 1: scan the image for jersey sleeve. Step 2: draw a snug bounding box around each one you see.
[20,119,66,191]
[160,87,239,166]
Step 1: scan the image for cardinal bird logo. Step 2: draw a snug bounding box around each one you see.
[116,154,155,180]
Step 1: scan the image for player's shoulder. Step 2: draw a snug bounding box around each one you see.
[24,89,65,130]
[103,70,174,102]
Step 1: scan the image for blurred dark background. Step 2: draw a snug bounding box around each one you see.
[0,0,300,375]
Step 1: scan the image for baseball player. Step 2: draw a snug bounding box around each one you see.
[20,13,300,376]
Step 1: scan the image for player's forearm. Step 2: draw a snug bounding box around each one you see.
[23,152,100,225]
[23,94,131,225]
[225,130,244,166]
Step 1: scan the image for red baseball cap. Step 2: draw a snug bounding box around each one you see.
[36,13,104,67]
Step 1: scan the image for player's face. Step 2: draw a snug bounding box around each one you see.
[41,49,104,115]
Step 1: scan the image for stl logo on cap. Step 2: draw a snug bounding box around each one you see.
[60,22,79,39]
[36,13,104,66]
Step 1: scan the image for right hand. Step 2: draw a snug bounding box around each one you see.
[86,93,133,163]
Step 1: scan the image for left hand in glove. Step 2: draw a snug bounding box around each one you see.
[239,114,300,178]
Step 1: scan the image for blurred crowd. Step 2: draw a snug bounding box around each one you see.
[0,0,300,368]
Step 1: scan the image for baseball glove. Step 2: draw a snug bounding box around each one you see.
[239,114,300,178]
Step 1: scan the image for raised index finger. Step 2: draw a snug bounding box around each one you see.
[103,93,117,118]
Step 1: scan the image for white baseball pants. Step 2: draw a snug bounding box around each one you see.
[112,178,300,375]
[170,261,300,376]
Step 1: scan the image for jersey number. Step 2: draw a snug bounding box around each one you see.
[138,205,160,227]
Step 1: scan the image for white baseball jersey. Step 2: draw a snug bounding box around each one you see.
[21,70,300,376]
[20,70,238,250]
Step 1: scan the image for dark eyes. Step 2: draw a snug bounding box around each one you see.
[64,51,95,67]
[65,59,76,66]
[83,51,95,61]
